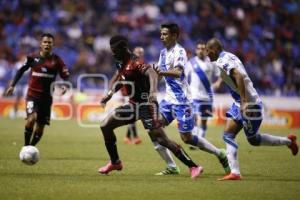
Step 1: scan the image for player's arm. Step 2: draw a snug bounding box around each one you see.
[230,68,247,112]
[100,71,121,106]
[153,65,183,78]
[5,57,32,96]
[144,67,158,103]
[212,77,223,91]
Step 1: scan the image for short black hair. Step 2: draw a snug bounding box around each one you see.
[41,33,54,40]
[110,35,128,48]
[196,39,206,46]
[161,23,180,38]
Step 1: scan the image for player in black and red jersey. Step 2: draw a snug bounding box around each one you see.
[5,33,70,146]
[98,35,202,178]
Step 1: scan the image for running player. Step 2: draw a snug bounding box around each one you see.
[153,23,230,174]
[5,33,70,146]
[98,35,202,178]
[185,40,222,139]
[206,38,298,180]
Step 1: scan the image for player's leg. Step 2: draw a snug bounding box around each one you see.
[131,123,141,144]
[24,99,38,146]
[218,119,243,180]
[149,100,179,174]
[243,103,298,155]
[30,123,45,146]
[30,98,51,146]
[99,104,135,174]
[24,112,37,146]
[124,124,133,144]
[200,119,208,137]
[175,103,230,174]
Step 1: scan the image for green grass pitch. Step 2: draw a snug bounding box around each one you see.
[0,117,299,200]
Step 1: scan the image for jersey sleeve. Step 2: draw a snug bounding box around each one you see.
[56,56,70,80]
[217,57,235,76]
[173,48,187,69]
[11,56,33,87]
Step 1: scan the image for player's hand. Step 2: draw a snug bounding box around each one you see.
[148,91,158,103]
[100,90,113,108]
[153,65,162,76]
[4,86,14,96]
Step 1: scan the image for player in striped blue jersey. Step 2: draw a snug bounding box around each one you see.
[206,38,298,180]
[185,40,222,139]
[152,23,230,176]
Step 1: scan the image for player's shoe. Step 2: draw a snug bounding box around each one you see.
[218,149,231,174]
[133,137,142,145]
[287,134,298,156]
[155,166,180,175]
[124,137,132,144]
[218,173,242,181]
[189,166,203,179]
[98,161,123,174]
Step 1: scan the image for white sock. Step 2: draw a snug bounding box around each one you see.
[196,136,221,157]
[152,141,177,168]
[192,126,200,137]
[223,133,241,175]
[199,127,207,138]
[260,134,291,146]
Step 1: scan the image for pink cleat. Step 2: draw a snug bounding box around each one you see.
[189,166,203,179]
[287,134,298,156]
[98,161,123,174]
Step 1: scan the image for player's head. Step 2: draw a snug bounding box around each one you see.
[195,40,206,60]
[160,23,180,48]
[40,33,54,55]
[110,35,129,61]
[206,38,223,61]
[133,46,144,59]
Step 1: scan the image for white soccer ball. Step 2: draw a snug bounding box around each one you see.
[19,146,40,165]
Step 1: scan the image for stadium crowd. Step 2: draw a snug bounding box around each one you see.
[0,0,300,96]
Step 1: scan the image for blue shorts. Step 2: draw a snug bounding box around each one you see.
[226,102,263,138]
[159,100,194,133]
[192,99,213,119]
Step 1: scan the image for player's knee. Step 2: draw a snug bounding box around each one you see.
[180,134,192,144]
[26,116,36,128]
[247,135,261,146]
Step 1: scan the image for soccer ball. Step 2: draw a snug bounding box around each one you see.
[19,146,40,165]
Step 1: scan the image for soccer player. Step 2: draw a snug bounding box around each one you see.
[98,35,202,178]
[185,40,222,139]
[123,47,144,145]
[5,33,70,146]
[152,23,230,174]
[205,38,299,180]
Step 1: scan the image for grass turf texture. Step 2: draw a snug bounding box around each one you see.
[0,117,299,200]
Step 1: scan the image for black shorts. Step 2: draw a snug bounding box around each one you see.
[26,96,52,125]
[114,102,161,130]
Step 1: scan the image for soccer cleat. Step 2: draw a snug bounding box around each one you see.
[218,149,231,174]
[189,166,203,179]
[133,137,142,145]
[98,161,123,174]
[287,134,298,156]
[218,173,242,181]
[155,166,180,175]
[124,137,132,144]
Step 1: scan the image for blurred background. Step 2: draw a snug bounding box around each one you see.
[0,0,300,95]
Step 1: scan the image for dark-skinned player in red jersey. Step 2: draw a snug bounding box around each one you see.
[5,33,70,147]
[98,35,202,178]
